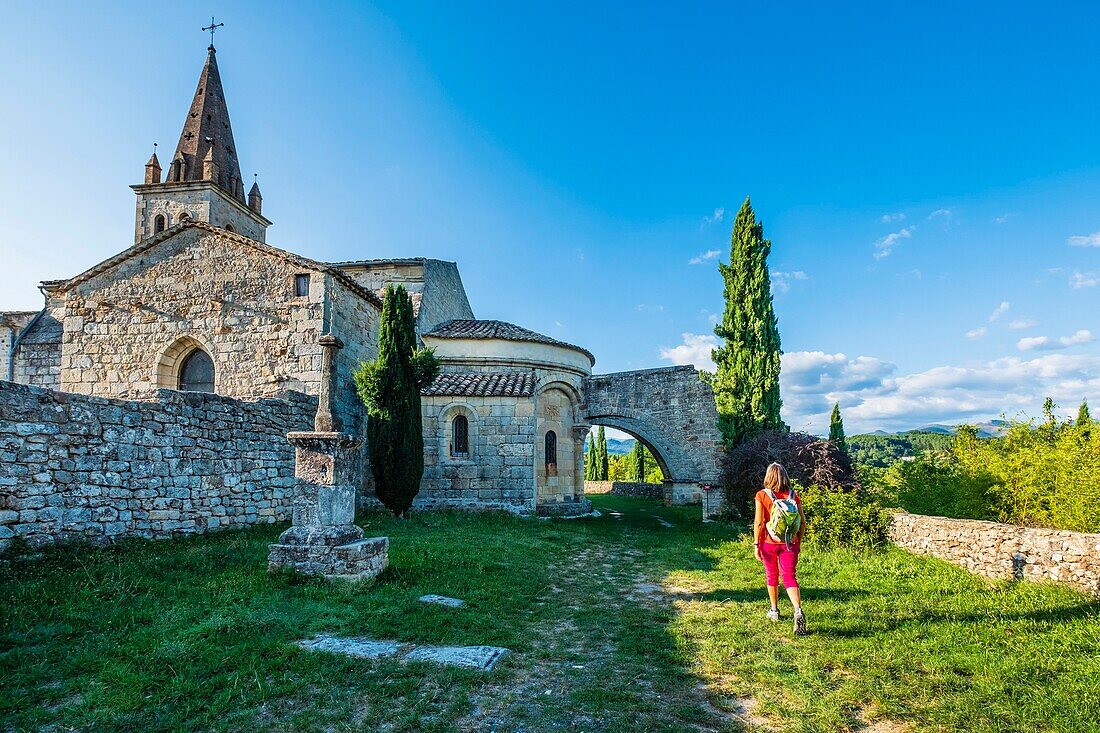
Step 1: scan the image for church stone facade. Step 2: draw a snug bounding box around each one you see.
[1,45,722,548]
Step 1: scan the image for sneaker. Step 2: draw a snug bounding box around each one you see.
[793,608,807,636]
[766,607,780,622]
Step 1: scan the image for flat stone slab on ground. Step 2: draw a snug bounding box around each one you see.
[419,594,467,607]
[297,634,401,659]
[404,645,509,670]
[297,634,508,671]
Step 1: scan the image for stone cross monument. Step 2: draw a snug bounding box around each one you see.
[267,335,388,580]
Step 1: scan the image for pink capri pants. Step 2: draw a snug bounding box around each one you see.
[759,542,800,588]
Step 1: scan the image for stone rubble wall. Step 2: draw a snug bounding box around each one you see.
[582,480,665,500]
[889,511,1100,595]
[0,380,314,552]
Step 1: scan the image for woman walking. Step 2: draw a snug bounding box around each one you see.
[753,462,807,635]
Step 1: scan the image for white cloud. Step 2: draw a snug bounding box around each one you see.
[774,350,1100,434]
[659,332,718,371]
[688,249,721,265]
[702,207,725,226]
[1068,232,1100,247]
[966,327,987,339]
[699,309,719,325]
[929,208,953,220]
[881,212,906,224]
[1008,318,1037,330]
[636,303,666,313]
[989,301,1010,322]
[1070,270,1100,289]
[993,213,1014,225]
[1017,330,1093,352]
[772,270,809,293]
[873,227,913,260]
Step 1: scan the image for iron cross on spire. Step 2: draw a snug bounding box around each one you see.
[202,16,224,47]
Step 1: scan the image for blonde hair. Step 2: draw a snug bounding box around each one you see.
[763,462,790,493]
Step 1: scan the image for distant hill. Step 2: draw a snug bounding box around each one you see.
[847,430,957,468]
[584,436,636,455]
[909,420,1007,438]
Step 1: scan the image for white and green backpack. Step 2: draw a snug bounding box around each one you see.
[764,488,801,548]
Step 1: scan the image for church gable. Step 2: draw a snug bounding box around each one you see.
[57,225,332,400]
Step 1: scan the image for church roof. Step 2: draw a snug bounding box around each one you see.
[52,221,383,309]
[171,46,244,199]
[424,319,595,363]
[421,371,536,397]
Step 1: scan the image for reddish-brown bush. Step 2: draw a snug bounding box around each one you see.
[721,430,857,517]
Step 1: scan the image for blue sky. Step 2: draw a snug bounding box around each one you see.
[3,1,1100,434]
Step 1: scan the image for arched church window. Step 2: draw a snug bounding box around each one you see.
[224,224,235,233]
[451,415,469,457]
[154,215,166,234]
[178,212,191,222]
[178,349,214,393]
[545,431,558,476]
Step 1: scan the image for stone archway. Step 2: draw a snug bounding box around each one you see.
[582,365,722,505]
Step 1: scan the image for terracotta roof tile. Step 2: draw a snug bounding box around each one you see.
[421,371,536,397]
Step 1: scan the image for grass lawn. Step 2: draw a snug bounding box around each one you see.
[2,494,1098,732]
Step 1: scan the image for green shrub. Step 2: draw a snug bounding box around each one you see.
[877,455,996,521]
[798,483,891,551]
[954,420,1100,532]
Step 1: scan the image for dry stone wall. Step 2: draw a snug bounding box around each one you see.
[0,380,313,551]
[583,480,664,500]
[889,512,1100,595]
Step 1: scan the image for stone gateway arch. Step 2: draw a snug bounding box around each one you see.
[582,366,723,505]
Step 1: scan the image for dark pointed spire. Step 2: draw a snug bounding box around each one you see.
[248,175,263,214]
[144,144,162,184]
[171,45,244,200]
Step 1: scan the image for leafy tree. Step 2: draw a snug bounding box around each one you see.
[597,426,609,480]
[1077,399,1091,426]
[354,284,440,517]
[711,197,784,447]
[829,403,848,455]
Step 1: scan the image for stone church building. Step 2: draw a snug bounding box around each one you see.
[1,45,720,537]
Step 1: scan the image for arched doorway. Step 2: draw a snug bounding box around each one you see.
[157,336,217,394]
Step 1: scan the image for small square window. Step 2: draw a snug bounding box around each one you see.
[294,274,310,298]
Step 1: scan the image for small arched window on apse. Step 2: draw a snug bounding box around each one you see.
[545,430,558,476]
[224,223,235,233]
[178,348,215,393]
[451,414,469,457]
[178,211,191,223]
[154,215,167,234]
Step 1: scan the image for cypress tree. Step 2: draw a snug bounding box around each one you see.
[632,440,646,482]
[597,426,609,480]
[354,284,440,517]
[711,197,785,447]
[585,436,597,481]
[1077,398,1091,426]
[829,402,847,455]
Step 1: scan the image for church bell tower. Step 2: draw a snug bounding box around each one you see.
[131,38,270,243]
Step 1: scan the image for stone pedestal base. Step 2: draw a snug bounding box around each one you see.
[269,533,389,581]
[266,430,387,581]
[663,481,701,506]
